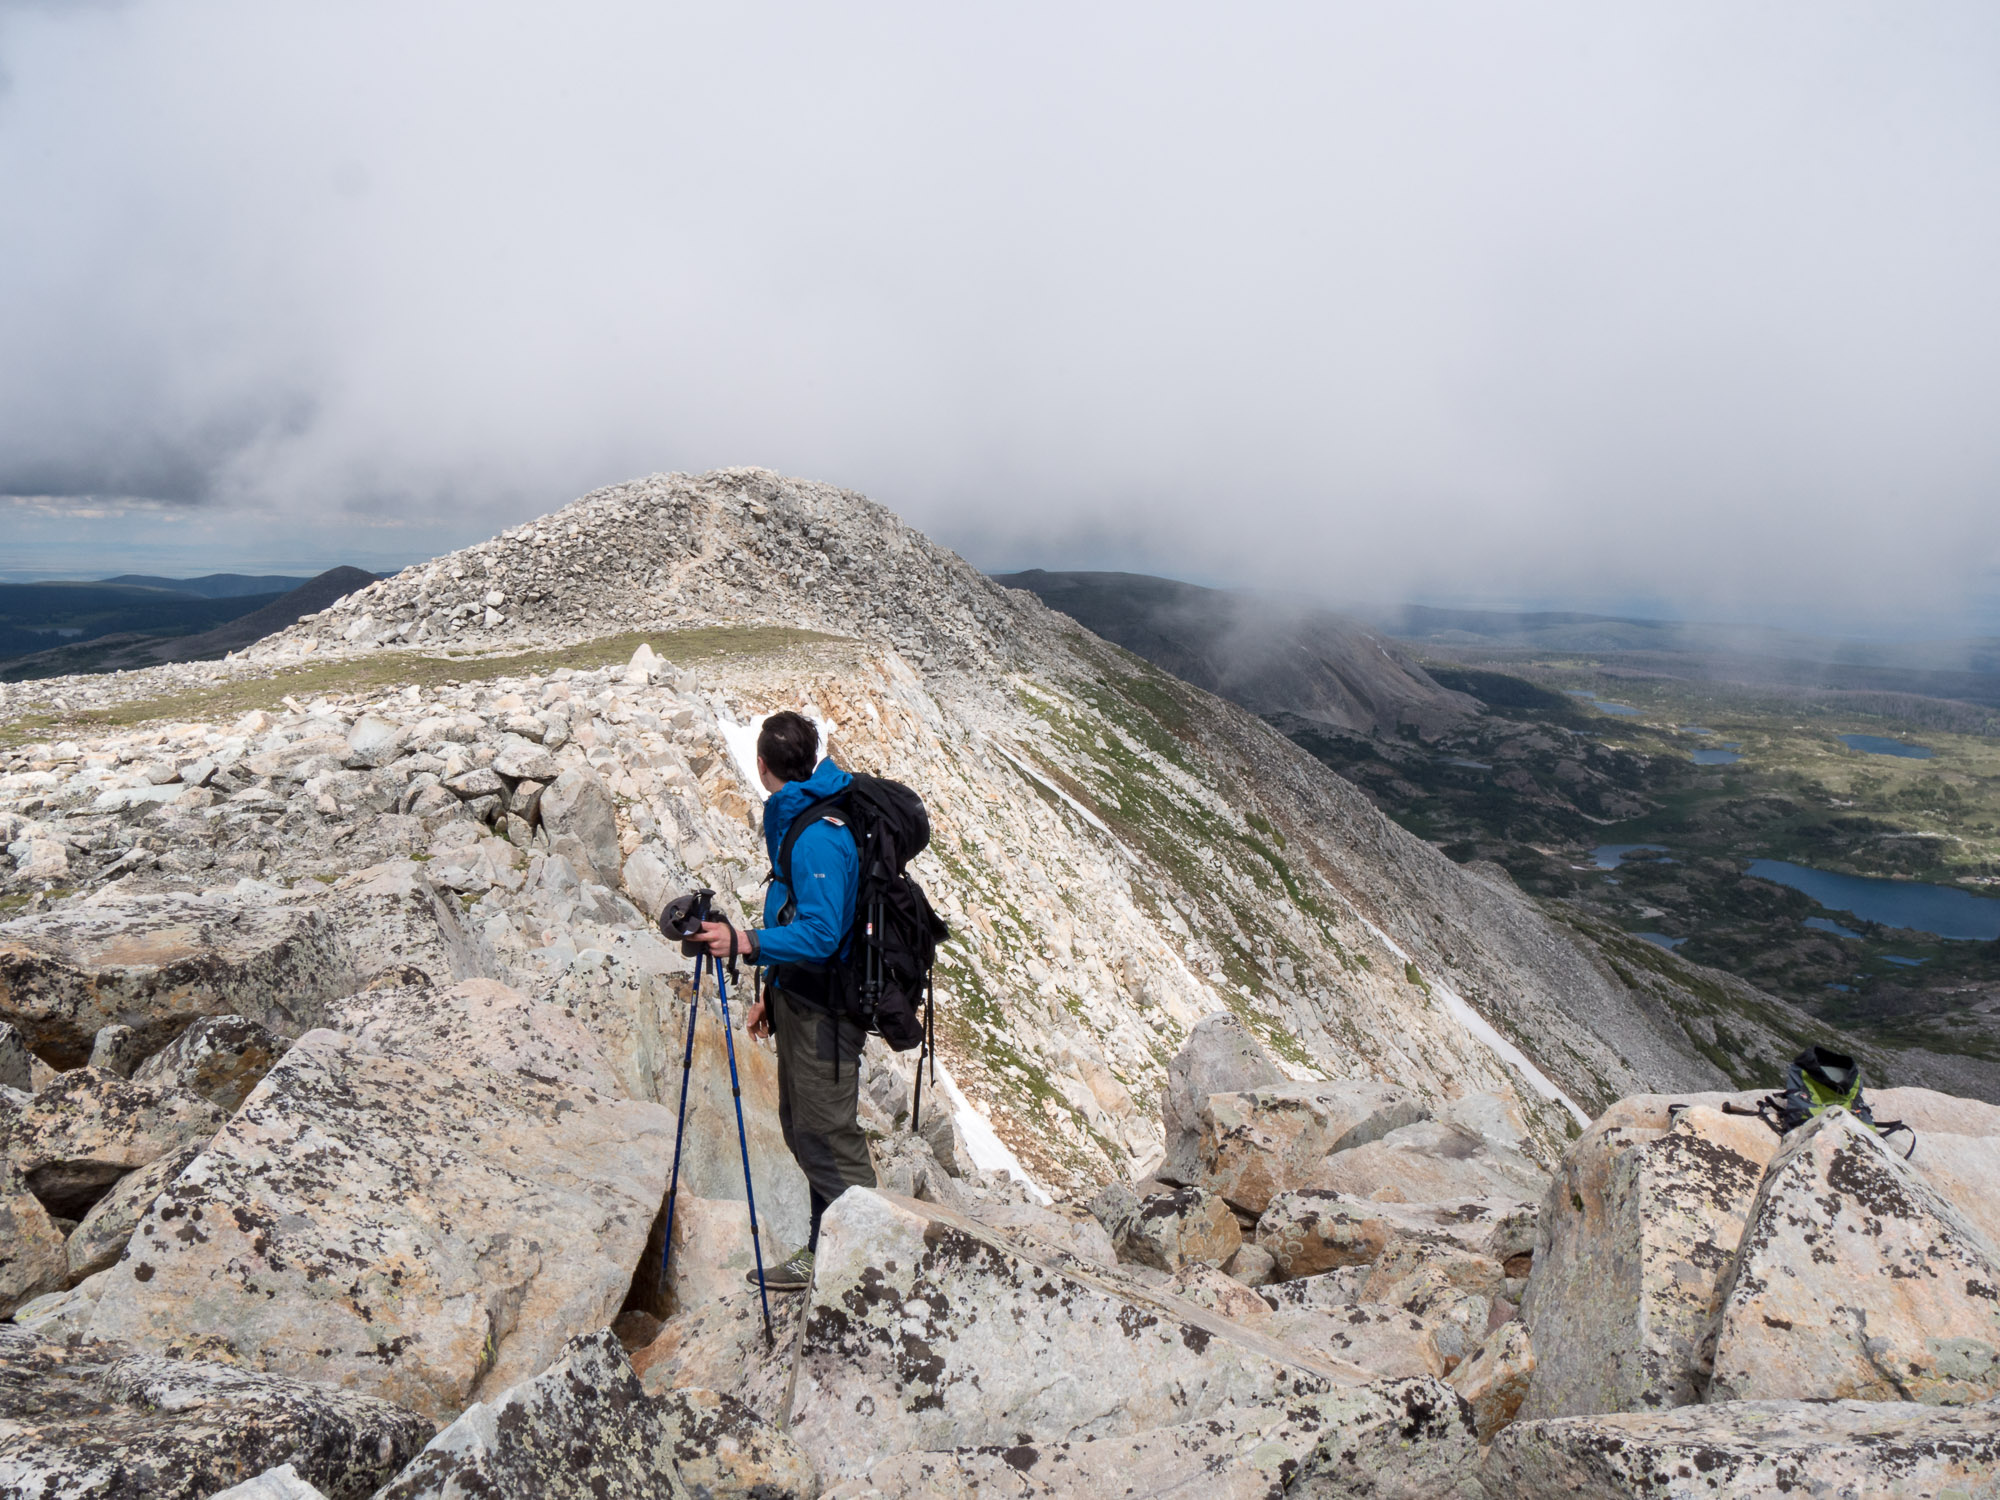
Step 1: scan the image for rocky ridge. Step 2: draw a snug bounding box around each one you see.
[5,469,1750,1192]
[5,468,1997,1494]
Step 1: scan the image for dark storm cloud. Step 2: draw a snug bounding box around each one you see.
[1,2,1996,629]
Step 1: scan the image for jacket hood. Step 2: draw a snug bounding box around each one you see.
[762,757,854,867]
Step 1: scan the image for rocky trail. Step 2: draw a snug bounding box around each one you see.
[2,468,1998,1496]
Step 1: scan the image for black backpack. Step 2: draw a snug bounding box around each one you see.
[771,774,949,1055]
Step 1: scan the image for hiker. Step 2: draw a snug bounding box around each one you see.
[693,709,877,1291]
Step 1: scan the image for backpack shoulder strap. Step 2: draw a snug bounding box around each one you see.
[773,794,853,915]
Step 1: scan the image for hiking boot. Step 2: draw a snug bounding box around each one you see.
[747,1247,814,1292]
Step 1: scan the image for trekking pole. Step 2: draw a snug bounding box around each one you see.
[712,949,776,1350]
[656,953,706,1304]
[909,972,937,1134]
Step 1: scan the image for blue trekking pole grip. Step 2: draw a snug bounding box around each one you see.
[714,951,777,1350]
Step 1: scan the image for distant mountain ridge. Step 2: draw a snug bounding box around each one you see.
[993,569,1476,740]
[100,573,313,599]
[0,567,376,681]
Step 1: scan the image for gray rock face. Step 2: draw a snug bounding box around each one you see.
[0,1328,432,1500]
[0,1020,29,1092]
[834,1379,1483,1500]
[373,1330,691,1500]
[325,977,628,1097]
[0,893,351,1067]
[1487,1396,2000,1498]
[293,861,495,990]
[1090,1181,1241,1270]
[130,1013,283,1112]
[653,1386,819,1500]
[540,766,622,888]
[209,1465,331,1499]
[10,1268,111,1340]
[87,1023,144,1077]
[1308,1119,1550,1204]
[1197,1081,1432,1215]
[1450,1321,1535,1442]
[1,1066,224,1221]
[757,1188,1369,1483]
[67,1142,203,1280]
[1157,1012,1283,1186]
[87,1029,676,1424]
[1707,1106,2000,1406]
[1257,1189,1537,1279]
[1520,1099,1779,1419]
[0,1160,67,1318]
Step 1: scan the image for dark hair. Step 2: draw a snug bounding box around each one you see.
[757,710,819,784]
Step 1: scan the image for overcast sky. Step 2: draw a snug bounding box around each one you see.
[2,3,1997,633]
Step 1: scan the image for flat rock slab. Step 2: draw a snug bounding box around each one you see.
[1197,1081,1430,1215]
[1708,1106,2000,1406]
[0,1328,431,1500]
[374,1330,691,1499]
[753,1189,1376,1483]
[1487,1396,2000,1498]
[1308,1120,1549,1204]
[324,977,627,1097]
[1519,1101,1778,1419]
[0,893,352,1067]
[1,1066,224,1221]
[834,1379,1483,1500]
[87,1028,676,1425]
[287,862,494,990]
[1257,1189,1537,1278]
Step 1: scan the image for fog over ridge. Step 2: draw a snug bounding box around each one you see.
[1,2,1997,636]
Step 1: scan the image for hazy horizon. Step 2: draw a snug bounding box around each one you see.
[4,4,1997,641]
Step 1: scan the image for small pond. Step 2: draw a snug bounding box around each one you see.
[1567,690,1643,717]
[1882,954,1928,968]
[1635,932,1686,951]
[1839,734,1933,759]
[1803,916,1862,939]
[1691,744,1742,766]
[1747,859,2000,941]
[1592,843,1670,869]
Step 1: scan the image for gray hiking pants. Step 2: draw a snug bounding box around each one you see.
[772,983,877,1204]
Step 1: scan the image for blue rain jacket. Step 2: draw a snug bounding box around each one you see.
[756,757,858,968]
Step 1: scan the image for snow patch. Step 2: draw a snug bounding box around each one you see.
[928,1057,1050,1203]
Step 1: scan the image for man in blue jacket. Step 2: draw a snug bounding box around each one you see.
[696,710,875,1291]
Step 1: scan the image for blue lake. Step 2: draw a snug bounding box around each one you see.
[1804,916,1863,939]
[1748,859,2000,941]
[1691,747,1742,766]
[1636,932,1686,951]
[1566,690,1644,717]
[1883,955,1928,968]
[1593,843,1670,869]
[1446,758,1492,769]
[1839,734,1933,759]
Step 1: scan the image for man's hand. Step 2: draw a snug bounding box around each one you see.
[744,997,771,1041]
[695,920,755,959]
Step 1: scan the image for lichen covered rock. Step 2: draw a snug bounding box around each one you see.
[1091,1181,1241,1270]
[373,1330,691,1499]
[0,893,352,1067]
[1706,1106,2000,1406]
[87,1029,676,1424]
[131,1014,282,1112]
[1486,1396,2000,1498]
[755,1189,1371,1482]
[1519,1099,1778,1419]
[1156,1012,1283,1187]
[1195,1081,1430,1215]
[0,1328,431,1500]
[1,1066,224,1221]
[831,1379,1483,1499]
